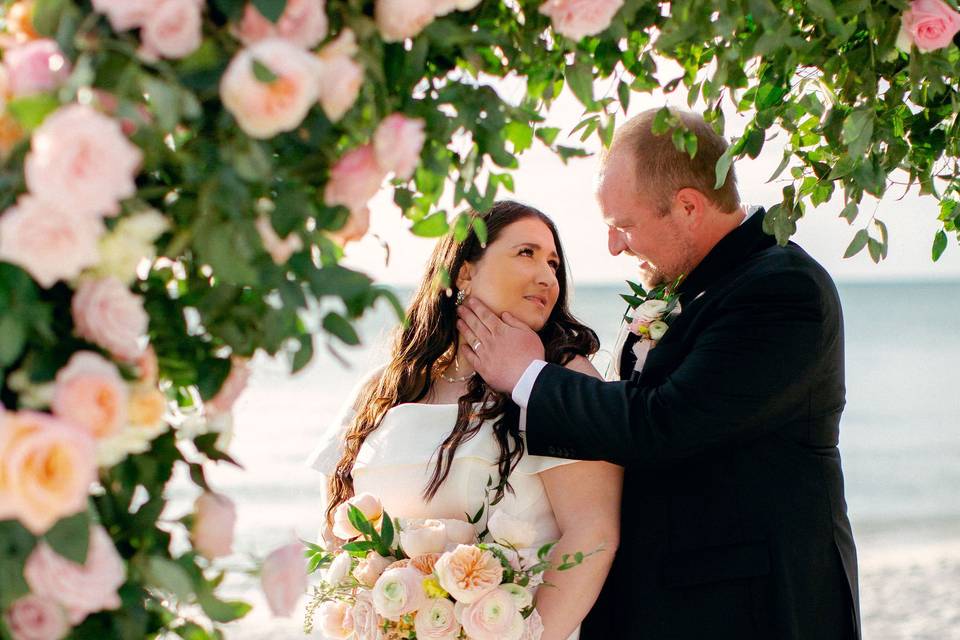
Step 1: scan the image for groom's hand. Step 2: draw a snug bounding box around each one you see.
[457,298,544,394]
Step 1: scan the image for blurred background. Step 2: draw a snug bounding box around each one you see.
[184,85,958,638]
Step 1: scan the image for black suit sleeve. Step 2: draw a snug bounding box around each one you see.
[526,271,833,466]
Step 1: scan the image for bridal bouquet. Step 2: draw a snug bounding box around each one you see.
[303,494,589,640]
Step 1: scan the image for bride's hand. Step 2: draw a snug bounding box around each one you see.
[457,297,544,393]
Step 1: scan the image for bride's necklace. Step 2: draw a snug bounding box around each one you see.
[439,355,477,384]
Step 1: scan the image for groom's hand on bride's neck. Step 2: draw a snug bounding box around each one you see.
[456,298,545,394]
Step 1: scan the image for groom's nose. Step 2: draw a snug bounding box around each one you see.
[608,228,627,256]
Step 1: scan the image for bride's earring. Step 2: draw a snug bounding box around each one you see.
[455,289,467,306]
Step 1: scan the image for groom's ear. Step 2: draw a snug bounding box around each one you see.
[675,188,708,228]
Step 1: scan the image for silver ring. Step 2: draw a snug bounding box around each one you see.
[473,341,482,351]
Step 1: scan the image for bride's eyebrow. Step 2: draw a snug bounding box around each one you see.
[511,242,559,259]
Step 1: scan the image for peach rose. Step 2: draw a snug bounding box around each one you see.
[331,492,384,539]
[414,597,460,640]
[433,545,503,603]
[207,356,251,414]
[317,601,353,639]
[899,0,960,51]
[255,215,303,264]
[374,0,435,42]
[0,411,95,535]
[371,567,427,620]
[191,491,237,559]
[460,586,525,640]
[3,594,69,640]
[400,519,447,557]
[96,386,169,468]
[220,38,321,139]
[52,352,128,441]
[316,30,364,122]
[235,0,328,49]
[24,104,142,219]
[487,510,536,549]
[538,0,625,41]
[127,386,166,429]
[91,0,153,31]
[374,114,425,180]
[140,0,204,60]
[261,542,308,617]
[0,196,103,288]
[71,277,148,363]
[3,39,71,97]
[136,346,159,385]
[324,145,387,215]
[24,525,126,625]
[353,551,394,587]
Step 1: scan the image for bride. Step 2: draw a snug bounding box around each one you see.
[308,201,623,639]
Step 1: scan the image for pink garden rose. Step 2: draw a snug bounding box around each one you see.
[899,0,960,51]
[349,592,380,640]
[140,0,204,60]
[52,351,128,441]
[0,411,95,535]
[24,104,142,218]
[414,597,460,640]
[191,491,237,559]
[72,277,148,362]
[207,356,251,414]
[3,39,71,97]
[0,195,103,288]
[374,0,436,42]
[538,0,625,41]
[261,542,308,617]
[220,38,321,139]
[235,0,328,49]
[316,30,364,122]
[433,544,503,603]
[90,0,153,31]
[24,525,126,625]
[374,114,426,180]
[317,601,354,639]
[460,586,525,640]
[353,551,394,587]
[399,519,447,557]
[371,567,428,620]
[331,492,384,539]
[324,145,387,215]
[3,594,69,640]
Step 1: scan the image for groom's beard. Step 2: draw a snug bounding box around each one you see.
[639,260,671,290]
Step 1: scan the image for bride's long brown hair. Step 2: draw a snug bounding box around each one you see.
[326,201,599,524]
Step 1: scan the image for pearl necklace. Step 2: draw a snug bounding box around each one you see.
[439,355,476,384]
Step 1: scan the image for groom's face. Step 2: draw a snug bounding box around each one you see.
[598,151,693,290]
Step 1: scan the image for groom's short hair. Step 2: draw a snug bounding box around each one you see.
[611,108,741,216]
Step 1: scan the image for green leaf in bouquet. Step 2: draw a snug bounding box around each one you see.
[341,541,376,556]
[378,510,395,553]
[536,541,557,561]
[7,94,60,131]
[467,503,485,524]
[347,505,375,538]
[251,58,279,84]
[619,293,643,308]
[44,511,90,564]
[626,281,647,297]
[0,316,26,368]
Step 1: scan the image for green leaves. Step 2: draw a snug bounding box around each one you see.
[251,0,287,23]
[7,94,60,131]
[565,61,595,109]
[842,109,874,159]
[844,229,870,259]
[932,229,948,261]
[44,511,90,564]
[251,59,278,84]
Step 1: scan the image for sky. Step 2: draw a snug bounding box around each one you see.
[341,72,960,285]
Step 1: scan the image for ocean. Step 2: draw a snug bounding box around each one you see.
[185,280,960,639]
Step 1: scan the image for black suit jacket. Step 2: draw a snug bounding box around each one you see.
[525,210,860,639]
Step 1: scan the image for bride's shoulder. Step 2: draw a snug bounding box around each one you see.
[562,354,603,380]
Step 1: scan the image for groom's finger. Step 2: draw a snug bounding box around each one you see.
[456,303,494,341]
[456,319,480,352]
[463,297,503,333]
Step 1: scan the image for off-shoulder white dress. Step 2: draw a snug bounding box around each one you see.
[307,389,582,639]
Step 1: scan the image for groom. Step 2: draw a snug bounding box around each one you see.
[458,109,860,639]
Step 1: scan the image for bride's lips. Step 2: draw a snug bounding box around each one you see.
[523,295,547,309]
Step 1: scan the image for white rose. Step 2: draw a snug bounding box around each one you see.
[634,299,668,322]
[324,551,352,586]
[487,510,537,549]
[648,320,669,341]
[439,518,478,546]
[499,583,534,611]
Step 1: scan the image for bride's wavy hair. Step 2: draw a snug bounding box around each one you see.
[326,201,599,524]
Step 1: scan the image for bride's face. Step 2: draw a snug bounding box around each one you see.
[457,217,561,331]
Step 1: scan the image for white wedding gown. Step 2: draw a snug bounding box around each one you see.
[308,391,581,640]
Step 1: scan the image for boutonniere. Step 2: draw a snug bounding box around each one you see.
[620,277,682,364]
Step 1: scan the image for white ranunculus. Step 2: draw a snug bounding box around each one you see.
[487,510,537,549]
[325,551,352,586]
[648,320,669,341]
[634,298,669,322]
